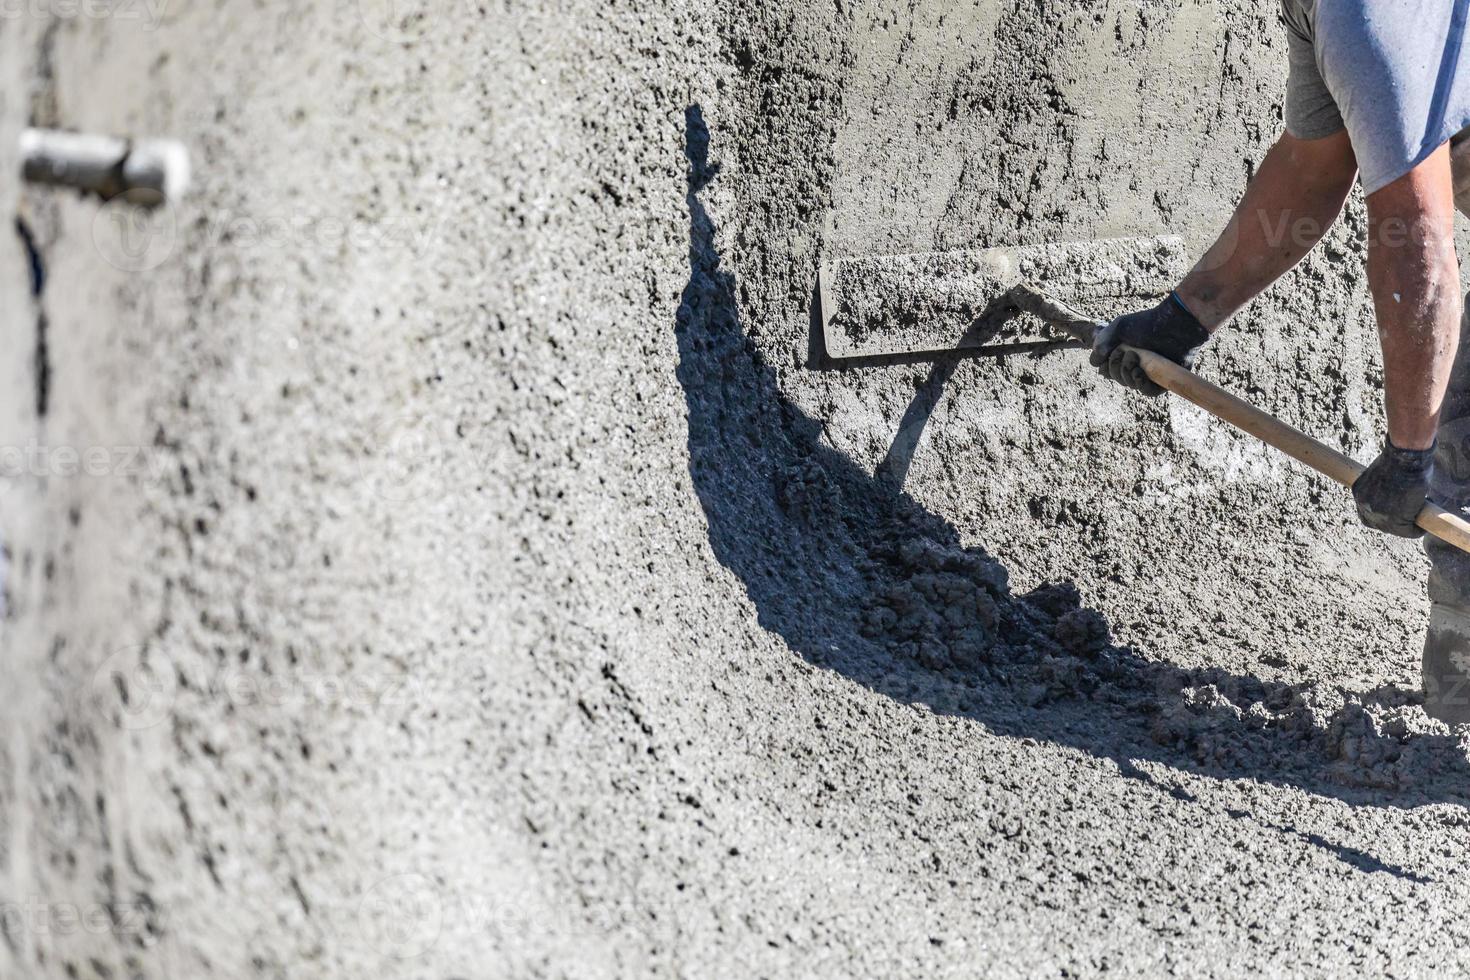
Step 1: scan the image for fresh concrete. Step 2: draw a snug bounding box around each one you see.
[3,1,1470,977]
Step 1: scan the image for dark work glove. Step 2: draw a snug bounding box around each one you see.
[1353,440,1434,538]
[1089,292,1211,397]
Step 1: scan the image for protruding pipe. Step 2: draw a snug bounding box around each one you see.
[19,128,189,205]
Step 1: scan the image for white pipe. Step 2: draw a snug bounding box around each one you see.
[19,128,189,204]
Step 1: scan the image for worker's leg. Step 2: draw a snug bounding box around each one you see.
[1424,296,1470,724]
[1421,136,1470,725]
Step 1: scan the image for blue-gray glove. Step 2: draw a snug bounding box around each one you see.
[1353,440,1433,538]
[1090,293,1211,397]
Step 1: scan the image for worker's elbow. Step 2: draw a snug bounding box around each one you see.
[1367,151,1459,262]
[1274,129,1358,190]
[1368,207,1459,279]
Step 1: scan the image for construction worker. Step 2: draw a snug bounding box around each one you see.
[1092,1,1470,724]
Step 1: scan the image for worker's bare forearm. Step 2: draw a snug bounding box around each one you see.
[1177,130,1358,330]
[1366,145,1461,451]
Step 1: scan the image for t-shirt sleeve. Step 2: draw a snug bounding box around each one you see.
[1281,0,1346,139]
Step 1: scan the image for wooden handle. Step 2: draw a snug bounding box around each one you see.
[1008,283,1470,555]
[1132,347,1470,555]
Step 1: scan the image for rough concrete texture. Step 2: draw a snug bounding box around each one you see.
[6,1,1470,977]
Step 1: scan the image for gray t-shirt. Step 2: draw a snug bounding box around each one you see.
[1282,0,1470,194]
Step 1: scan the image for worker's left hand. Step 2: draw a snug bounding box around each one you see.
[1352,441,1435,538]
[1090,293,1211,397]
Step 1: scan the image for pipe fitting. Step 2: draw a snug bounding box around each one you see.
[19,128,189,206]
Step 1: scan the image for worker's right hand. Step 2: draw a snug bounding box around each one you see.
[1089,293,1211,397]
[1352,440,1434,538]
